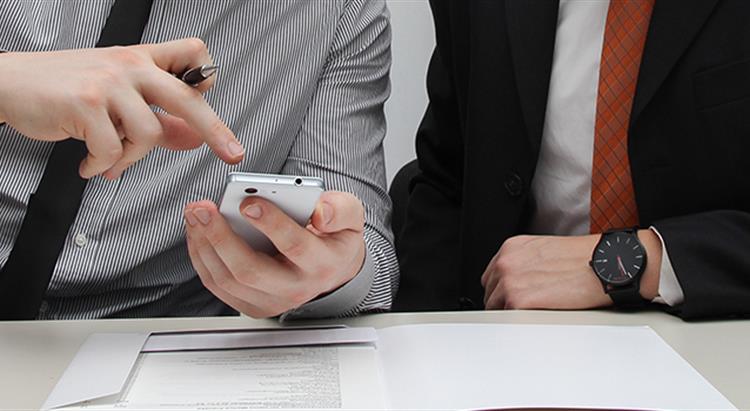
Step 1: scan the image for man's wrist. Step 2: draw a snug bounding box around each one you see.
[637,229,662,300]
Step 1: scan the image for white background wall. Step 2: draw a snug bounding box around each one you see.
[383,0,435,184]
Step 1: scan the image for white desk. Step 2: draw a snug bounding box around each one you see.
[1,310,748,410]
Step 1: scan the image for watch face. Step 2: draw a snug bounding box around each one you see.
[591,232,646,286]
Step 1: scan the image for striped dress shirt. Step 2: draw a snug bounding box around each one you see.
[0,0,398,320]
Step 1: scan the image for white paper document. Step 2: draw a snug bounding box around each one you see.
[377,324,736,410]
[48,323,736,411]
[63,345,385,410]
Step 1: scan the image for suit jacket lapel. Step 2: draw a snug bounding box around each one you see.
[632,0,720,125]
[504,0,559,153]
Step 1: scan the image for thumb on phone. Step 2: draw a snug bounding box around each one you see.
[310,191,365,234]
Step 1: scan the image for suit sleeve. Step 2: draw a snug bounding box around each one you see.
[653,210,750,319]
[394,0,465,311]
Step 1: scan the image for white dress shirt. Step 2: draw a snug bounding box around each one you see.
[528,0,684,306]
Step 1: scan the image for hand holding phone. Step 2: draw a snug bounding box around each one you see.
[185,180,367,318]
[218,172,325,254]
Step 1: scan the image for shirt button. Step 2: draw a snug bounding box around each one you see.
[74,233,89,248]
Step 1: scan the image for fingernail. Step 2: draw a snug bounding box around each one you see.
[193,208,211,225]
[321,202,333,225]
[244,204,262,219]
[227,140,244,158]
[185,210,199,227]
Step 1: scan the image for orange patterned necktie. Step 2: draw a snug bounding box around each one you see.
[590,0,655,234]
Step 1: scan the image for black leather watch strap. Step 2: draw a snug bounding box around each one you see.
[607,283,648,309]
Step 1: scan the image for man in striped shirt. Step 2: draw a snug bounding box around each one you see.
[0,0,398,320]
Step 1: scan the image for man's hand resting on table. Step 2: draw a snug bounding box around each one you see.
[184,192,367,318]
[0,38,243,180]
[481,231,663,310]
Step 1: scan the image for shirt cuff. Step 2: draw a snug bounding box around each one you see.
[648,226,685,306]
[280,244,376,321]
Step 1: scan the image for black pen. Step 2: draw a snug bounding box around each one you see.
[180,64,219,86]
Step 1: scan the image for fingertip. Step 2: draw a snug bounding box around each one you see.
[225,139,245,163]
[313,192,365,233]
[184,209,199,228]
[185,199,217,215]
[78,160,95,180]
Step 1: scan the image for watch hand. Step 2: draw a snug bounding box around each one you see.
[617,256,628,278]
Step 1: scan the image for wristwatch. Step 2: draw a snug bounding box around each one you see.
[589,228,649,308]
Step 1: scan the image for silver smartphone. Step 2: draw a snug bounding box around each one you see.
[218,172,325,254]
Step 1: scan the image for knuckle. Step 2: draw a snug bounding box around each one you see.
[494,256,515,274]
[233,269,256,287]
[501,276,520,294]
[184,37,208,55]
[74,86,106,108]
[138,123,164,145]
[279,238,306,260]
[214,274,234,291]
[210,236,231,253]
[98,144,124,163]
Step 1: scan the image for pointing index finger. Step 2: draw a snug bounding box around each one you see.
[140,69,244,164]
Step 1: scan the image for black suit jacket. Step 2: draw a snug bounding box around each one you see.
[395,0,750,319]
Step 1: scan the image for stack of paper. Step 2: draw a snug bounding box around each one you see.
[45,324,736,410]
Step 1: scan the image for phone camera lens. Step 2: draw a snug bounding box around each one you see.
[244,188,258,194]
[294,178,303,186]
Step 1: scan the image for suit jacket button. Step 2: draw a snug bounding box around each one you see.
[458,297,476,310]
[504,173,523,197]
